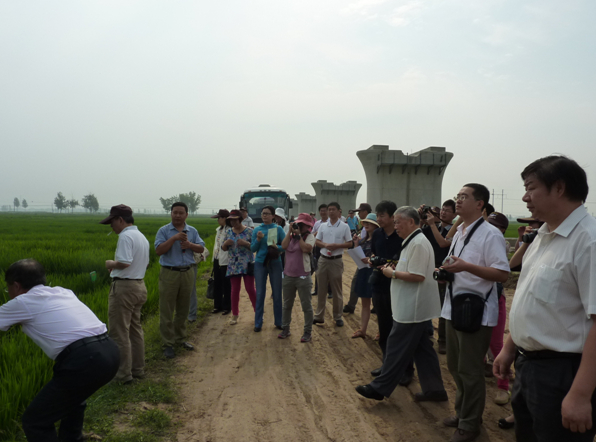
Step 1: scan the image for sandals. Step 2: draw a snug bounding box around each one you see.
[352,329,366,339]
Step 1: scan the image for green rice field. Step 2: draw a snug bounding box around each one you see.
[0,213,218,441]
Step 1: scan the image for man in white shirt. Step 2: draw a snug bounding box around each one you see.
[240,207,254,228]
[0,259,119,442]
[312,204,330,297]
[101,204,150,384]
[494,156,596,442]
[439,183,510,442]
[313,202,353,327]
[355,207,447,402]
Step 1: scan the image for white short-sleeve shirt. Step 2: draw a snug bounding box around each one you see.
[441,216,510,327]
[391,230,442,323]
[111,225,150,279]
[316,219,353,257]
[510,205,596,353]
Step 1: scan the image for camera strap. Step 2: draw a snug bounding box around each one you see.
[447,217,493,305]
[397,229,422,260]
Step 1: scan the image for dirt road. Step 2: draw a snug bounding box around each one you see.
[175,259,516,442]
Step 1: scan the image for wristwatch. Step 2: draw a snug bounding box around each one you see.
[392,269,397,279]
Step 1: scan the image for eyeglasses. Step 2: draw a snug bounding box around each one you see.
[454,194,473,202]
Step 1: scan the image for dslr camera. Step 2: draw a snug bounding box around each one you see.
[433,268,454,282]
[522,230,538,244]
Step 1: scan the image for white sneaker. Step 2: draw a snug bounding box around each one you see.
[230,316,238,325]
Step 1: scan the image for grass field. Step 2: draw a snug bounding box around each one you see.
[0,213,218,441]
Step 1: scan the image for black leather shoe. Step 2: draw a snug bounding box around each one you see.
[355,384,384,401]
[313,319,325,325]
[275,325,283,330]
[327,293,333,299]
[414,390,448,402]
[498,417,515,430]
[370,308,377,314]
[211,308,223,314]
[370,367,382,377]
[398,373,413,387]
[254,327,262,332]
[163,346,175,359]
[221,310,231,316]
[336,319,344,327]
[343,305,355,314]
[180,342,194,351]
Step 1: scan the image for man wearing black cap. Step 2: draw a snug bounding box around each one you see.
[101,204,150,384]
[240,207,254,228]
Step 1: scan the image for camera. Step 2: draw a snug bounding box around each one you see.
[433,268,454,282]
[292,223,299,231]
[522,230,538,244]
[369,256,387,267]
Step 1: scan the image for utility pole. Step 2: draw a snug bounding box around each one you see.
[501,189,504,213]
[492,189,495,206]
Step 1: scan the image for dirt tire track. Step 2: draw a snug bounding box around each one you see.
[175,259,516,442]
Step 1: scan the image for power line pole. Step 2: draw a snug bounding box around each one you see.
[492,189,495,206]
[501,189,504,213]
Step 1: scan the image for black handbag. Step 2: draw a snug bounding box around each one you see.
[206,271,215,300]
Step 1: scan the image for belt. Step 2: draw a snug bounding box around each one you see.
[320,255,342,260]
[113,277,143,281]
[517,347,582,360]
[58,332,110,361]
[162,266,192,272]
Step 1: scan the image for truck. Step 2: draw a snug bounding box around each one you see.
[239,184,293,224]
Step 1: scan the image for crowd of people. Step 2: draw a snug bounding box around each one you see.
[1,155,595,442]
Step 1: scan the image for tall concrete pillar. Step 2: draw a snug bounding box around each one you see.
[357,145,453,209]
[311,180,362,214]
[288,198,299,218]
[295,192,317,215]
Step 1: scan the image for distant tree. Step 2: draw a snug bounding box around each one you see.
[22,199,28,210]
[82,194,100,213]
[54,192,67,212]
[159,192,202,214]
[67,199,79,213]
[13,197,20,211]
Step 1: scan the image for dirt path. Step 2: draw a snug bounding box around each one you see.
[174,259,516,442]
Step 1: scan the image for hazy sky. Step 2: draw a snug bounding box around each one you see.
[2,1,595,215]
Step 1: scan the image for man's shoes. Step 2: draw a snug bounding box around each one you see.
[311,292,317,297]
[343,305,355,313]
[414,390,448,402]
[438,341,447,354]
[398,373,413,387]
[211,308,223,314]
[450,428,480,442]
[370,367,382,377]
[275,325,283,330]
[355,384,384,401]
[180,342,194,351]
[443,416,459,428]
[313,319,324,326]
[278,327,291,339]
[494,389,511,405]
[163,346,175,359]
[300,333,312,343]
[370,308,377,314]
[327,293,333,299]
[498,417,515,430]
[254,327,262,332]
[222,310,231,315]
[336,319,344,327]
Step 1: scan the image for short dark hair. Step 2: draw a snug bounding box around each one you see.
[318,204,328,211]
[262,205,275,215]
[5,259,47,291]
[521,155,589,203]
[463,183,490,209]
[328,202,340,210]
[442,199,456,212]
[122,215,135,224]
[375,200,397,217]
[171,202,188,213]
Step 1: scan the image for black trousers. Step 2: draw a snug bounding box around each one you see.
[213,259,231,311]
[512,353,596,442]
[371,320,444,397]
[22,336,120,442]
[372,289,393,362]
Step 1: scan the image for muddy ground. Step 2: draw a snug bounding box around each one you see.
[174,259,516,442]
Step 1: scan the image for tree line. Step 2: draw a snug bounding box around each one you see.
[159,192,201,214]
[53,192,99,213]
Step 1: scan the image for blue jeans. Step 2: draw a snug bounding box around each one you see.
[254,260,283,328]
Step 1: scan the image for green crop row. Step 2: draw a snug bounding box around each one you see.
[0,213,217,440]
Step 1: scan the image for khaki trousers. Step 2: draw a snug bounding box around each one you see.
[446,320,493,432]
[108,279,147,382]
[159,267,194,346]
[313,256,344,322]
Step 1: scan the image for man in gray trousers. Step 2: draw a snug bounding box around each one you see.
[355,206,447,403]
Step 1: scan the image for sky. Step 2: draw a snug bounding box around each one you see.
[1,0,595,216]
